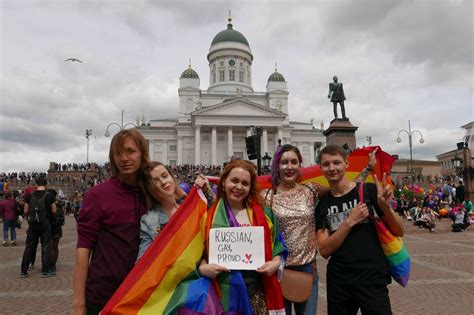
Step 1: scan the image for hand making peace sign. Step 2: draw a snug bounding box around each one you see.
[374,173,393,212]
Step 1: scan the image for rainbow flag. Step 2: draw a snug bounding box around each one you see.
[373,218,411,287]
[208,146,396,188]
[0,181,10,192]
[358,182,410,287]
[101,187,212,314]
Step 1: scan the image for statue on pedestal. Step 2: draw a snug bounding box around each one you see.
[328,75,347,120]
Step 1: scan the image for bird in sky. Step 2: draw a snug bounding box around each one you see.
[64,58,83,63]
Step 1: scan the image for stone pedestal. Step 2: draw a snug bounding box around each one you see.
[323,118,358,151]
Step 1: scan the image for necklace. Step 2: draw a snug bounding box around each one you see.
[281,181,296,189]
[332,182,356,197]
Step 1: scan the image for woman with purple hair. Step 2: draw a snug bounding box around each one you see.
[262,144,375,315]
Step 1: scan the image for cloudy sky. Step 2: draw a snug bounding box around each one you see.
[1,0,472,172]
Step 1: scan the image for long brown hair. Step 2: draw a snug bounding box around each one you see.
[146,161,186,205]
[108,128,154,208]
[216,159,262,206]
[109,128,150,177]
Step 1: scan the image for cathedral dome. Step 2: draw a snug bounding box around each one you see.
[180,65,199,79]
[211,18,249,47]
[268,70,285,82]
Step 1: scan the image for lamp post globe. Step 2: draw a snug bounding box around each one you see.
[396,120,424,189]
[104,109,137,137]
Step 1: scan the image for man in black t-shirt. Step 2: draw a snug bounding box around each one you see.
[315,145,404,315]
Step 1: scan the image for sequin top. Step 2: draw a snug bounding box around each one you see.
[262,183,320,266]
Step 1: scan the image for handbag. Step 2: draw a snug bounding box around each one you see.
[281,268,314,302]
[358,182,411,287]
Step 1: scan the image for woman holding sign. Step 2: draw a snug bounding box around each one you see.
[199,159,287,314]
[263,144,375,315]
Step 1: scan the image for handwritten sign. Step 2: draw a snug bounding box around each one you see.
[208,227,265,270]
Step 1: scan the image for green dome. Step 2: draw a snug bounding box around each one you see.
[211,22,249,47]
[180,66,199,79]
[268,71,285,82]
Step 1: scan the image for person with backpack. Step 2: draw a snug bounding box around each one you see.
[20,176,57,278]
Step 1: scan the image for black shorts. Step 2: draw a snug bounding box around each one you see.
[327,282,392,315]
[51,225,63,239]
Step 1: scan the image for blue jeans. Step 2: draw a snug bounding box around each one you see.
[3,219,17,241]
[284,263,319,315]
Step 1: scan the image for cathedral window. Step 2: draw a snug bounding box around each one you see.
[239,71,244,83]
[219,61,224,67]
[169,145,177,152]
[240,62,244,68]
[229,70,235,81]
[219,70,225,81]
[212,72,216,83]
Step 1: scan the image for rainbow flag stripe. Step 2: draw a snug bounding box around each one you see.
[101,187,209,314]
[207,146,396,189]
[373,218,411,287]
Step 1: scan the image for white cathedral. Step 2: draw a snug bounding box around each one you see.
[139,16,325,167]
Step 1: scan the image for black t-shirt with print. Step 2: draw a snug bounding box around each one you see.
[315,183,391,286]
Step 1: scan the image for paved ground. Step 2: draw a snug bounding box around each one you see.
[1,216,473,314]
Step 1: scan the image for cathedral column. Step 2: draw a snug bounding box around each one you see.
[177,136,183,165]
[162,139,168,164]
[262,128,268,156]
[227,127,233,160]
[148,139,154,161]
[309,142,315,165]
[194,125,201,164]
[211,127,217,165]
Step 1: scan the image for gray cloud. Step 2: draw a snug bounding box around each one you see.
[0,0,472,172]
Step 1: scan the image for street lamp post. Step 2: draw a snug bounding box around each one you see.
[104,109,137,137]
[262,152,272,174]
[396,120,425,188]
[452,154,464,177]
[85,129,93,163]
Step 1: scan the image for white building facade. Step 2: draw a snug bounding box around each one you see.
[139,17,325,167]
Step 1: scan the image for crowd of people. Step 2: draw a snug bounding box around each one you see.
[2,128,472,315]
[393,181,472,233]
[0,178,67,278]
[1,171,48,185]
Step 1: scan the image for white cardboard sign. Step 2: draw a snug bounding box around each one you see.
[208,226,265,270]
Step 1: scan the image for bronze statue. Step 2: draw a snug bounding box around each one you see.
[328,75,347,119]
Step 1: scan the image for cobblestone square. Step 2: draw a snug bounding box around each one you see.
[1,217,473,314]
